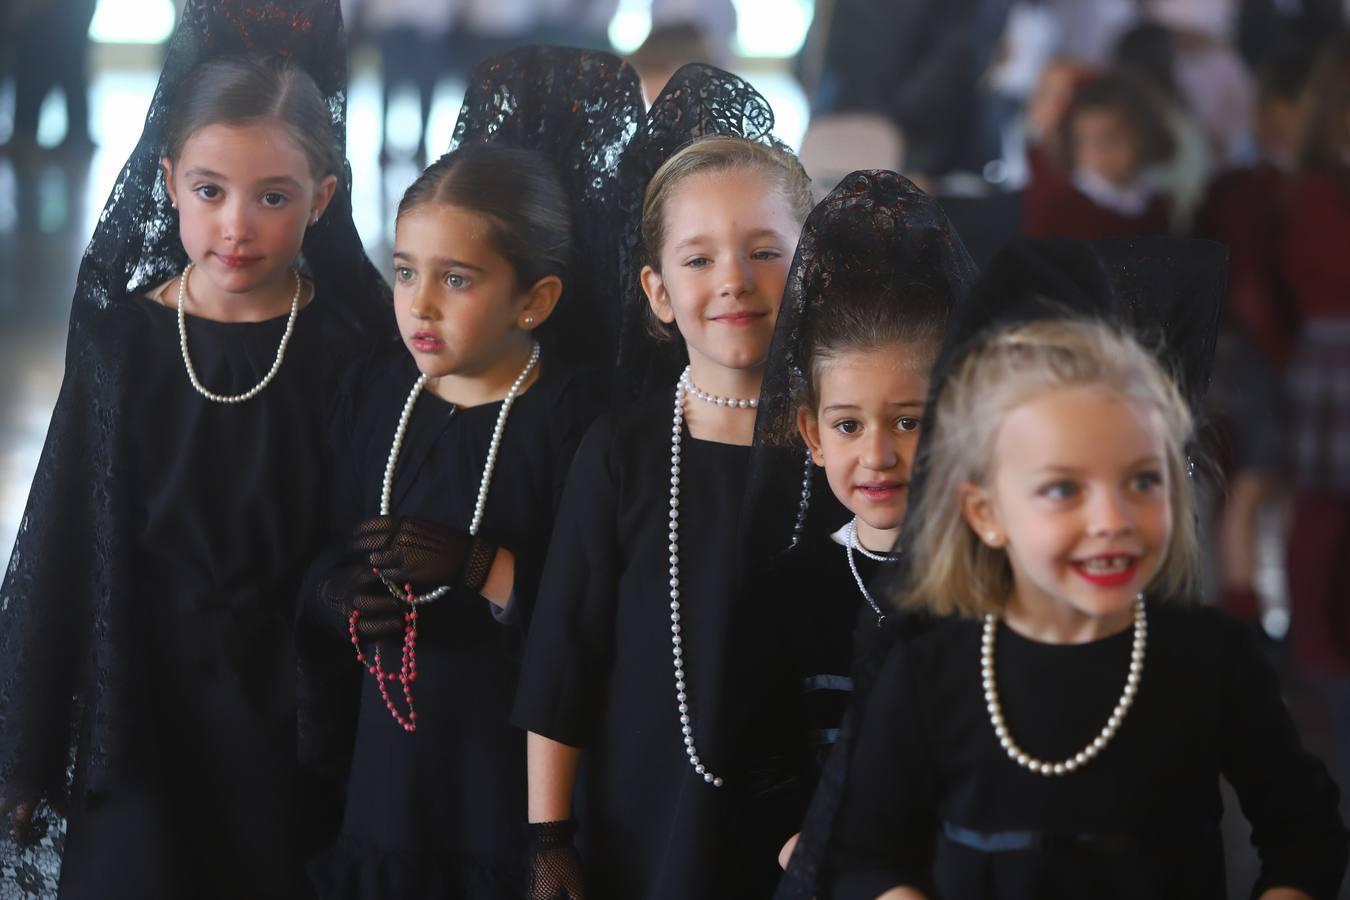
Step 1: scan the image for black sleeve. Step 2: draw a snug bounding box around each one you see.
[503,364,608,632]
[294,354,372,775]
[1217,614,1350,898]
[511,415,622,747]
[828,640,940,900]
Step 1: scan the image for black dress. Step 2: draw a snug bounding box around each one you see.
[44,293,366,899]
[766,531,886,778]
[304,346,603,899]
[828,603,1349,900]
[512,393,796,900]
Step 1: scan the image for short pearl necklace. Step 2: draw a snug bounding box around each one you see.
[350,342,541,733]
[666,365,756,788]
[982,597,1146,776]
[843,518,897,626]
[683,373,759,409]
[177,262,300,403]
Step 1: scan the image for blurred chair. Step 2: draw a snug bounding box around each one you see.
[797,112,905,199]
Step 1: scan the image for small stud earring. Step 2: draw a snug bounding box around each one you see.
[985,531,999,545]
[522,315,535,327]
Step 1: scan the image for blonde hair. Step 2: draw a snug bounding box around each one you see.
[900,318,1200,618]
[640,135,813,340]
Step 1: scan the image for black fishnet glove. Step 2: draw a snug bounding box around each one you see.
[349,515,498,593]
[526,820,587,900]
[313,559,405,642]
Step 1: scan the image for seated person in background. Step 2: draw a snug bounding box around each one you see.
[1025,70,1176,239]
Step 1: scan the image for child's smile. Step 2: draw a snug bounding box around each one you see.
[965,384,1172,640]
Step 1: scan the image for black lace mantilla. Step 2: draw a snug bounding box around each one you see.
[615,63,783,400]
[773,236,1227,900]
[0,0,387,889]
[754,169,978,452]
[450,46,644,368]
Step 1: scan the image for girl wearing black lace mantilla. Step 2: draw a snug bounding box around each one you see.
[0,1,390,896]
[295,47,643,899]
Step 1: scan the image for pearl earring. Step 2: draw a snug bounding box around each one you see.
[522,315,534,327]
[985,531,999,545]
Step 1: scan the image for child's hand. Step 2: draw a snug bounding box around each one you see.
[350,516,495,591]
[526,820,587,900]
[313,560,405,641]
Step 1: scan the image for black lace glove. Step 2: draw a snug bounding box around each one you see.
[526,820,587,900]
[349,515,498,594]
[312,559,405,642]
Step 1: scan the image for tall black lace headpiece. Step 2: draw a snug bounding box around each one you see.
[0,0,386,824]
[614,62,781,399]
[449,45,645,368]
[775,236,1227,900]
[749,170,979,549]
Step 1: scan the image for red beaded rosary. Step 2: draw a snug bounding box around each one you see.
[354,343,541,732]
[348,575,421,732]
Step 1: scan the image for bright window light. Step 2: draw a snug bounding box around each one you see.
[733,0,812,58]
[608,0,653,54]
[91,0,175,44]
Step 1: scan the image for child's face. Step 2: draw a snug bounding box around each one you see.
[797,344,931,536]
[641,169,799,379]
[1071,108,1142,187]
[962,385,1172,626]
[162,120,335,300]
[393,203,553,379]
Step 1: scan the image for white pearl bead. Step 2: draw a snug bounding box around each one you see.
[982,598,1145,778]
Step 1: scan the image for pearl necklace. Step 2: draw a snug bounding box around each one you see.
[683,374,758,409]
[351,341,541,732]
[981,597,1146,776]
[843,518,897,626]
[667,367,729,787]
[177,262,300,403]
[379,341,540,602]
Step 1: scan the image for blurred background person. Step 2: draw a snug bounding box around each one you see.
[1,0,98,156]
[1023,70,1176,238]
[627,21,716,107]
[1283,33,1350,762]
[363,0,457,166]
[1113,19,1214,229]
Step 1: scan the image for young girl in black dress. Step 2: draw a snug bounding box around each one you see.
[297,47,643,900]
[0,1,389,897]
[809,239,1349,900]
[513,66,815,900]
[753,172,976,806]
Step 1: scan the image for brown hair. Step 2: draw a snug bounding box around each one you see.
[640,135,813,340]
[164,54,341,177]
[796,281,948,410]
[1296,33,1350,189]
[1061,70,1177,170]
[397,143,572,291]
[900,318,1200,618]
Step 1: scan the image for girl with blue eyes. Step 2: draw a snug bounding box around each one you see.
[297,46,643,899]
[811,240,1347,900]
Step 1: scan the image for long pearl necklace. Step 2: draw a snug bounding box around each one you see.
[177,262,301,403]
[667,365,757,787]
[350,342,541,732]
[843,518,896,626]
[982,596,1146,776]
